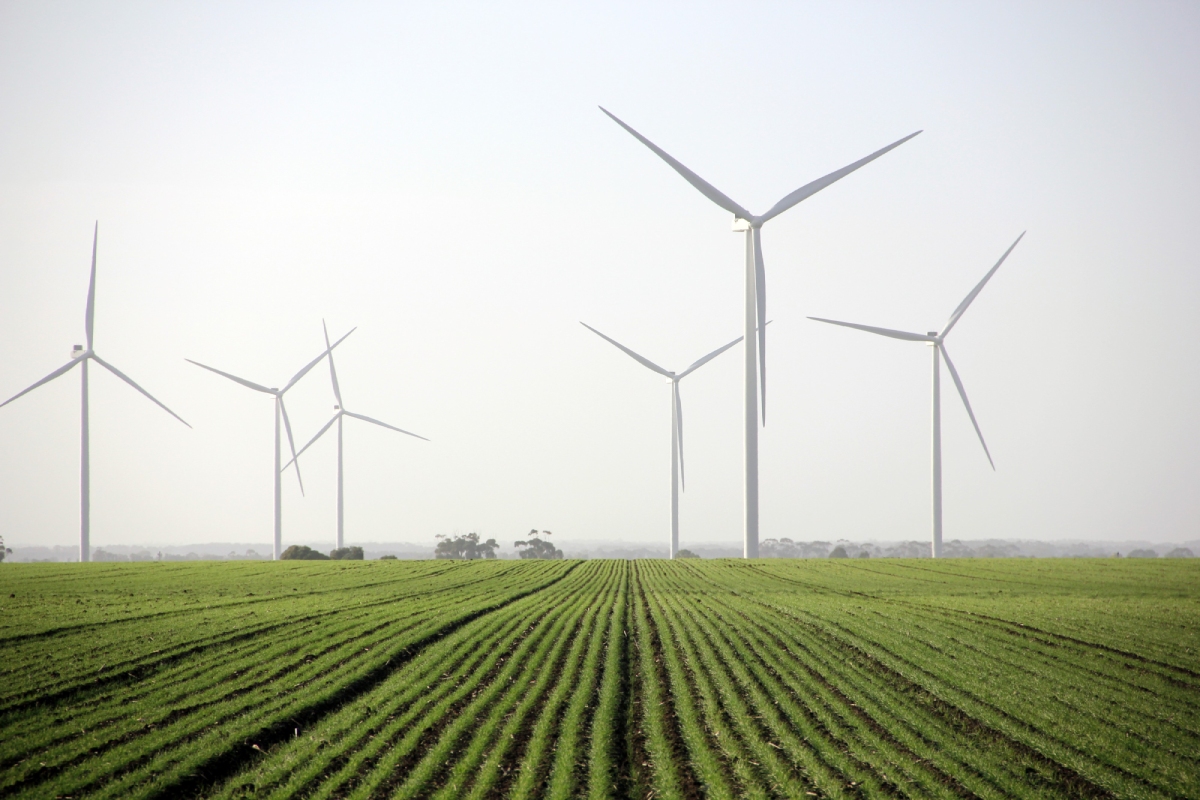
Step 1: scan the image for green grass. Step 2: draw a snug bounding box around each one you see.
[1,558,1197,798]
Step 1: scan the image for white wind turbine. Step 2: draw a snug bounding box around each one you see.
[186,327,355,560]
[284,321,427,550]
[582,322,744,559]
[0,223,190,562]
[809,233,1025,557]
[601,107,920,557]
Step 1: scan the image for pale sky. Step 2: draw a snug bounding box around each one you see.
[1,1,1198,552]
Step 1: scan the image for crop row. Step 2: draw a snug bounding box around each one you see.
[0,560,577,798]
[651,560,1199,799]
[2,557,1197,798]
[0,559,514,703]
[202,558,630,800]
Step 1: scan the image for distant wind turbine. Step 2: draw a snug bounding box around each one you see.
[582,322,744,559]
[809,233,1025,557]
[601,107,920,557]
[285,321,427,551]
[187,327,355,560]
[0,223,190,563]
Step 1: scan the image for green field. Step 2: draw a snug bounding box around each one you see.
[1,559,1197,799]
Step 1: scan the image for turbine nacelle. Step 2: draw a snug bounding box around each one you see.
[71,345,87,359]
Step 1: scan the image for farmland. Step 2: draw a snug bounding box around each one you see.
[1,559,1197,799]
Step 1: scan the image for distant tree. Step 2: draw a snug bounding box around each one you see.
[514,530,563,560]
[883,541,930,558]
[0,534,10,562]
[379,554,398,560]
[1127,548,1158,558]
[329,546,364,560]
[675,549,700,559]
[1165,547,1195,558]
[435,533,498,560]
[280,545,330,560]
[855,550,871,558]
[828,545,849,558]
[943,540,978,558]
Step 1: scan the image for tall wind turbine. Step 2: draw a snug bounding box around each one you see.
[0,223,190,562]
[809,233,1025,557]
[285,321,427,550]
[582,322,743,559]
[601,107,920,557]
[187,328,354,560]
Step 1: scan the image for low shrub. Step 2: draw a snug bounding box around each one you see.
[280,545,329,561]
[330,547,364,560]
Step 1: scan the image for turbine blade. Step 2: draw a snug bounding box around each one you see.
[939,343,994,469]
[186,359,275,394]
[754,226,767,424]
[941,232,1025,338]
[0,358,81,409]
[279,396,304,494]
[677,321,770,379]
[284,412,339,470]
[92,354,191,428]
[675,382,685,492]
[283,326,357,393]
[344,411,429,441]
[807,317,934,342]
[85,222,98,350]
[599,107,753,220]
[323,319,343,406]
[580,322,672,377]
[758,131,923,224]
[678,335,744,378]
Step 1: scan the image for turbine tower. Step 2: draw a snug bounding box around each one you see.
[0,223,191,562]
[187,327,354,560]
[581,321,743,559]
[285,321,427,550]
[601,107,920,557]
[809,233,1024,557]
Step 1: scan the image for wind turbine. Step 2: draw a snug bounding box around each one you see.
[284,321,427,550]
[581,322,743,559]
[187,327,355,560]
[809,233,1025,557]
[0,223,190,563]
[600,107,920,557]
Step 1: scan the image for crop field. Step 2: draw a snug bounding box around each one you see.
[1,558,1197,799]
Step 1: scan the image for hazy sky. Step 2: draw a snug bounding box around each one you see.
[1,1,1198,552]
